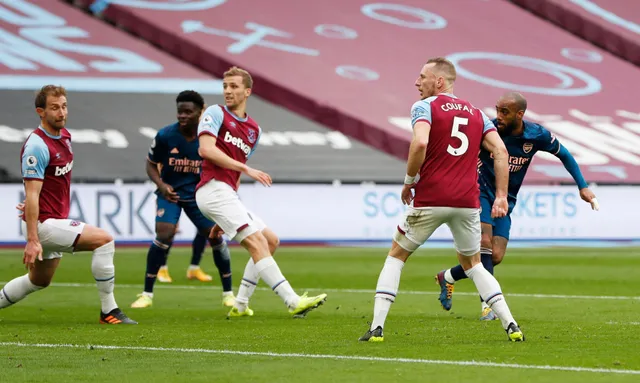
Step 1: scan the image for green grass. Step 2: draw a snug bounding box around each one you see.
[1,246,639,382]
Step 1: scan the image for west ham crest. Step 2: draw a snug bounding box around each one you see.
[523,142,533,154]
[247,128,257,144]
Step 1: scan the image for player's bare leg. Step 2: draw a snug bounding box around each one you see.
[360,241,411,342]
[234,230,326,318]
[0,259,59,309]
[458,251,523,341]
[436,223,494,313]
[75,225,137,324]
[231,227,280,316]
[491,236,508,267]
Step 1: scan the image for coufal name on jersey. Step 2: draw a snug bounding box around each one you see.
[441,102,475,115]
[223,131,251,157]
[55,161,74,176]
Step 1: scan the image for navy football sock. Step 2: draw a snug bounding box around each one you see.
[450,264,468,281]
[144,240,170,293]
[210,236,233,292]
[480,248,494,275]
[161,243,172,267]
[190,233,207,266]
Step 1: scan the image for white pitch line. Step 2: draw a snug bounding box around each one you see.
[2,281,638,301]
[0,342,638,375]
[606,321,640,325]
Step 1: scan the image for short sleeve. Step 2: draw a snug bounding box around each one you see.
[538,126,561,155]
[248,127,262,159]
[198,105,224,137]
[21,134,50,180]
[481,112,497,136]
[147,131,167,164]
[411,98,433,128]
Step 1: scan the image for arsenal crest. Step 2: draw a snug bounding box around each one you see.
[247,128,257,144]
[523,142,533,154]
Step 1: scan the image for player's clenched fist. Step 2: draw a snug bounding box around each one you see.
[491,196,508,218]
[579,187,599,211]
[246,167,272,187]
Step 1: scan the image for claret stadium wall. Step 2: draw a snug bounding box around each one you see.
[0,0,639,246]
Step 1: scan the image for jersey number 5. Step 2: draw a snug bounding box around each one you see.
[447,116,469,157]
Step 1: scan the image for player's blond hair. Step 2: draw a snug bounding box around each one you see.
[426,57,457,84]
[35,85,67,109]
[223,66,253,89]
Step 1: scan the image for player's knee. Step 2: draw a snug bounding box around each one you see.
[207,231,224,247]
[263,231,280,255]
[480,234,492,250]
[492,249,505,265]
[269,236,280,255]
[155,229,175,245]
[96,230,114,247]
[243,231,269,253]
[29,274,52,289]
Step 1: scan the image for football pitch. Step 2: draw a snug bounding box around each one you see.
[1,246,639,383]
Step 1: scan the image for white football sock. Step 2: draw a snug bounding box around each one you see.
[444,269,456,284]
[254,257,299,309]
[235,258,260,311]
[92,241,118,314]
[0,274,43,308]
[371,256,405,331]
[465,263,516,329]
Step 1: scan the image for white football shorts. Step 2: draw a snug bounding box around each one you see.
[21,218,86,259]
[196,179,266,243]
[394,207,481,256]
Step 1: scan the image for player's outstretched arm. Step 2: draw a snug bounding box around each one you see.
[23,180,44,265]
[553,144,598,210]
[482,130,509,217]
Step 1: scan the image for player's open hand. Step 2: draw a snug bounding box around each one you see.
[401,184,415,205]
[491,196,508,218]
[579,188,599,211]
[159,183,179,202]
[246,167,272,187]
[23,239,43,268]
[16,201,25,219]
